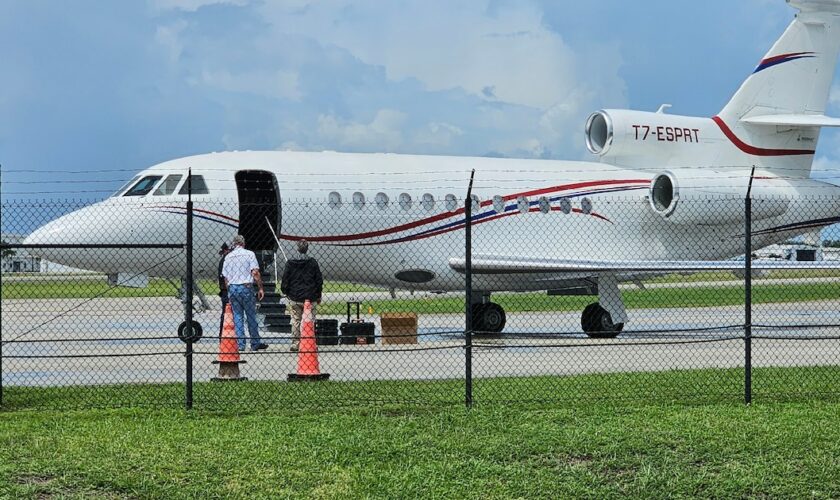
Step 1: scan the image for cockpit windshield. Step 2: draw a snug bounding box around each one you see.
[153,174,183,196]
[114,175,141,197]
[118,173,209,197]
[124,176,163,196]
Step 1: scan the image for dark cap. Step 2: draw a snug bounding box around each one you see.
[219,243,230,255]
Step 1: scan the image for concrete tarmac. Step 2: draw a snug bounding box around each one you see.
[2,296,839,386]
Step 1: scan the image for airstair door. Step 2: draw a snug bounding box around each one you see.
[234,170,280,252]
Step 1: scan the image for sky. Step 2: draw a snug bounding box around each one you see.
[3,0,840,203]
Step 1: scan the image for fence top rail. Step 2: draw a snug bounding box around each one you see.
[1,243,185,249]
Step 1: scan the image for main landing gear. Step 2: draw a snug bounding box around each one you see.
[581,273,627,339]
[470,293,506,333]
[471,302,506,333]
[470,274,628,338]
[581,303,624,338]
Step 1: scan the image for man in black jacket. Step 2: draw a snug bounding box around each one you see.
[280,239,323,352]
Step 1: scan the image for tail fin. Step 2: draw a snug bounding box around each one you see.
[717,1,840,176]
[721,1,840,121]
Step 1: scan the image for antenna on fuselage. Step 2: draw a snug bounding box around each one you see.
[265,216,288,262]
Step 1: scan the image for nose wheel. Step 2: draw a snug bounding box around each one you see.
[581,302,624,338]
[471,302,506,333]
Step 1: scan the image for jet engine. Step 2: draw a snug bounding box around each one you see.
[584,109,715,168]
[648,171,790,225]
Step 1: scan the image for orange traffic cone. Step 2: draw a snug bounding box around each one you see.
[212,303,247,381]
[288,300,330,382]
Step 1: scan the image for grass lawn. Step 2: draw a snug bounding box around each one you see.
[5,273,840,317]
[2,368,840,498]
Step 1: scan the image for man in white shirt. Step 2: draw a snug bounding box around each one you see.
[222,234,267,351]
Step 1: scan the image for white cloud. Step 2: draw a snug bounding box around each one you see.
[256,1,617,110]
[154,21,188,64]
[413,122,464,148]
[148,0,248,12]
[141,0,627,159]
[317,109,407,151]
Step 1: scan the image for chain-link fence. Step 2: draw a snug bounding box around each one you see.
[2,193,840,410]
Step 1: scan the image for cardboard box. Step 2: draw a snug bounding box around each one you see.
[380,312,418,345]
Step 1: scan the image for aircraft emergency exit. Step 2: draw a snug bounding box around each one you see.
[24,0,840,337]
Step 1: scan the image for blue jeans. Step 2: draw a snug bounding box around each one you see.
[228,284,261,350]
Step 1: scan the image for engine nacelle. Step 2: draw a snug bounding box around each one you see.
[585,109,713,168]
[648,171,791,225]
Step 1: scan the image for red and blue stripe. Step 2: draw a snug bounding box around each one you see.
[753,51,815,74]
[287,179,649,246]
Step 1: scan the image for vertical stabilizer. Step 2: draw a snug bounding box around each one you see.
[720,1,840,122]
[716,1,840,177]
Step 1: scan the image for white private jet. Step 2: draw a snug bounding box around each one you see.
[24,0,840,337]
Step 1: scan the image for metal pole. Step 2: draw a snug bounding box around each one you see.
[186,169,194,410]
[465,169,475,409]
[745,167,755,405]
[0,164,4,406]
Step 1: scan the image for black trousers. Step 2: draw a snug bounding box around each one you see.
[218,295,228,337]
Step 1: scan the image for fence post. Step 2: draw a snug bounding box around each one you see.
[185,170,194,410]
[0,251,3,408]
[744,167,755,405]
[0,241,3,407]
[464,170,475,409]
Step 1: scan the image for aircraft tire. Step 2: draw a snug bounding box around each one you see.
[480,302,506,333]
[581,303,623,339]
[471,303,487,332]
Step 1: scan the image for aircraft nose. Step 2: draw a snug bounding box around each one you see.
[23,203,124,271]
[24,205,101,246]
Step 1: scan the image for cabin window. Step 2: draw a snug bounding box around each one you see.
[328,191,342,209]
[399,193,412,210]
[375,192,389,209]
[538,196,550,214]
[581,198,593,214]
[445,194,458,211]
[353,192,366,209]
[517,196,529,214]
[492,195,505,213]
[421,193,435,211]
[559,197,572,214]
[153,174,183,196]
[124,176,163,197]
[178,175,209,195]
[470,194,481,213]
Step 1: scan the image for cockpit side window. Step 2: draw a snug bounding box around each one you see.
[114,175,141,197]
[153,174,183,196]
[124,176,163,197]
[178,175,209,195]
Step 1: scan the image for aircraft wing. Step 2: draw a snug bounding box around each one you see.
[448,255,840,274]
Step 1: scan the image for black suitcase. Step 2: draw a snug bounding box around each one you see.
[339,301,376,345]
[315,319,339,346]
